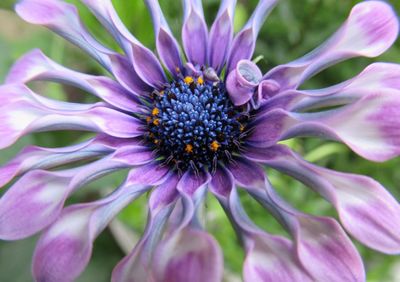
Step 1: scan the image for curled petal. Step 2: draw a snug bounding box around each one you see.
[264,1,399,90]
[208,0,236,72]
[226,0,278,73]
[245,145,400,254]
[145,0,183,76]
[6,49,141,112]
[33,181,150,282]
[0,84,142,149]
[153,228,223,282]
[15,0,116,71]
[226,60,262,105]
[182,0,208,66]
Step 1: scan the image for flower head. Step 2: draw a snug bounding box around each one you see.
[0,0,399,281]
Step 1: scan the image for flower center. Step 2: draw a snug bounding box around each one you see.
[146,76,247,172]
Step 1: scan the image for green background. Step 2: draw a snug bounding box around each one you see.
[0,0,399,281]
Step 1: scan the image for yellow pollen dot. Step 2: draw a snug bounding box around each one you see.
[153,119,160,126]
[152,108,160,116]
[175,67,181,73]
[240,124,245,132]
[154,139,160,144]
[160,90,164,96]
[184,76,194,84]
[185,144,193,153]
[197,76,204,85]
[210,141,220,152]
[146,116,152,124]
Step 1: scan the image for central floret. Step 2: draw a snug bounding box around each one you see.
[146,76,246,172]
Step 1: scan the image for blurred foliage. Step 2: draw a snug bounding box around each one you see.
[0,0,400,281]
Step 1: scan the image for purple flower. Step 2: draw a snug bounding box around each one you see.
[1,0,399,281]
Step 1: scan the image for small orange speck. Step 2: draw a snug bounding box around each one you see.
[175,67,181,73]
[184,76,194,84]
[153,119,160,126]
[146,116,152,124]
[240,124,245,132]
[185,144,193,153]
[197,76,204,85]
[160,90,164,96]
[154,139,160,144]
[152,108,160,116]
[210,140,220,152]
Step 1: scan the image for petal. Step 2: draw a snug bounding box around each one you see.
[32,181,150,282]
[294,216,365,282]
[208,0,236,72]
[125,162,170,186]
[153,228,223,282]
[320,91,400,161]
[226,60,262,106]
[243,233,312,282]
[112,200,176,282]
[209,165,234,198]
[227,187,313,282]
[259,61,400,111]
[250,90,400,162]
[109,54,153,96]
[248,183,365,282]
[149,173,180,213]
[182,0,208,66]
[0,169,74,240]
[176,168,211,196]
[264,1,399,91]
[268,62,400,112]
[226,0,278,73]
[0,146,150,240]
[81,0,167,87]
[226,157,265,189]
[0,84,142,149]
[6,49,141,112]
[15,0,116,71]
[79,0,133,55]
[145,0,183,76]
[246,145,400,254]
[0,136,115,188]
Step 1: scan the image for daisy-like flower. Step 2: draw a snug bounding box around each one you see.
[1,0,400,281]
